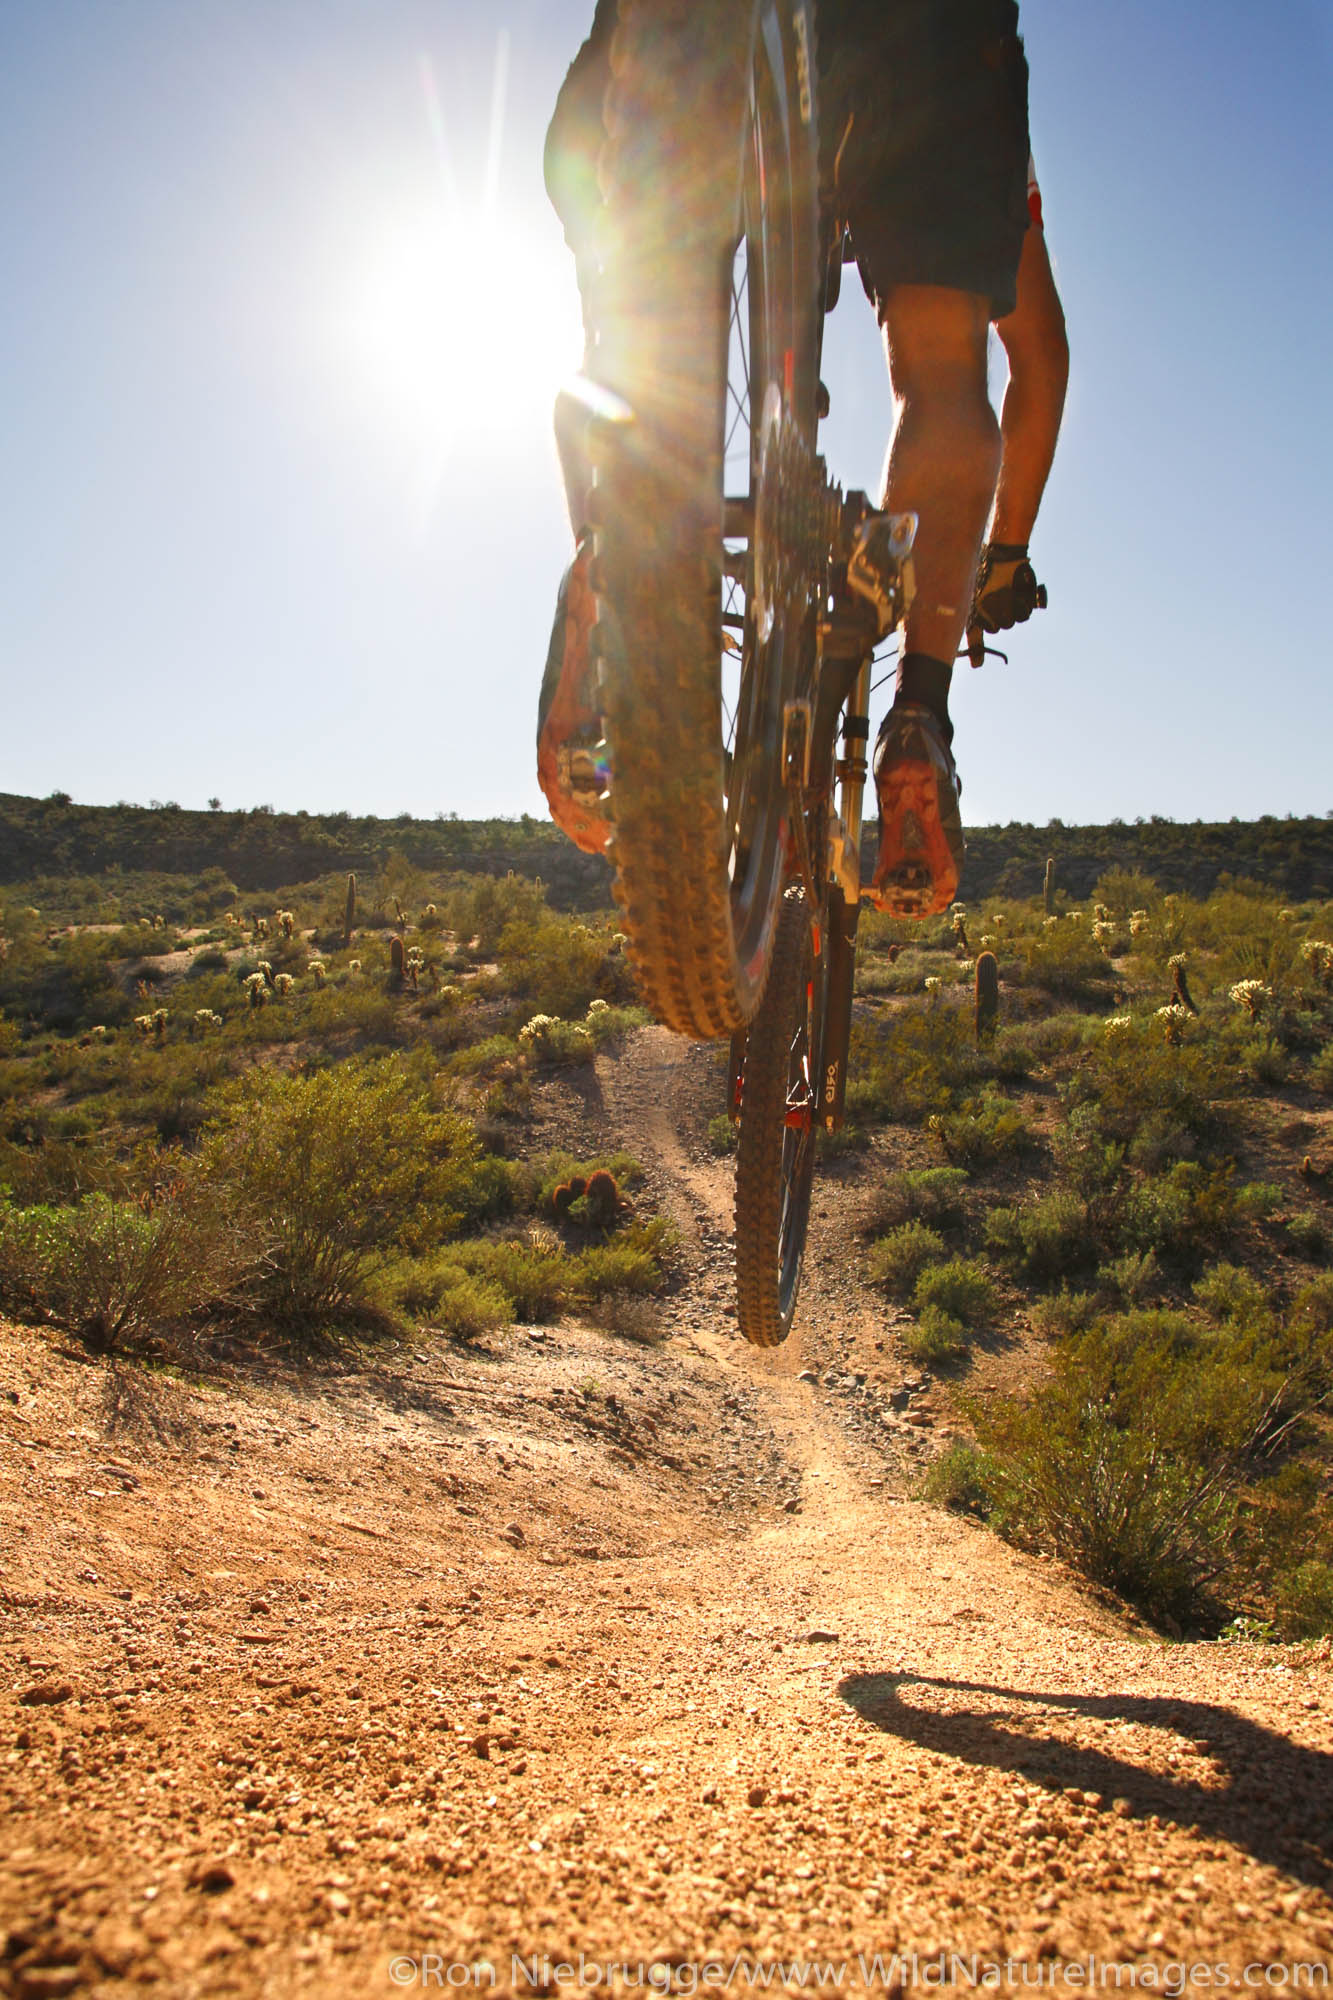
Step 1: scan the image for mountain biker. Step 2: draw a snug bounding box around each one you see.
[538,0,1067,918]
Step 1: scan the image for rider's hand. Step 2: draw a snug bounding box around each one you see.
[972,542,1042,633]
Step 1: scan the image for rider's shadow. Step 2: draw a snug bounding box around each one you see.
[839,1671,1333,1896]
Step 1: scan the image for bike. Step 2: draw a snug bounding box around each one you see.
[580,0,1029,1345]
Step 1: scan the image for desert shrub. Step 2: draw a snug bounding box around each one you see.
[966,1316,1294,1624]
[449,1033,521,1078]
[862,1166,970,1236]
[451,1235,570,1320]
[200,1059,482,1320]
[867,1220,947,1295]
[1067,1028,1232,1153]
[374,1255,512,1338]
[846,1002,980,1124]
[0,1181,243,1351]
[1015,923,1114,1003]
[574,1240,661,1298]
[1285,1209,1330,1261]
[920,1439,991,1514]
[913,1256,995,1326]
[1273,1562,1333,1639]
[1310,1043,1333,1093]
[1099,1249,1162,1305]
[585,1292,667,1343]
[518,1013,593,1065]
[929,1092,1029,1170]
[1193,1262,1274,1325]
[902,1303,967,1365]
[1290,1273,1333,1337]
[1030,1286,1099,1338]
[707,1113,737,1155]
[985,1191,1089,1282]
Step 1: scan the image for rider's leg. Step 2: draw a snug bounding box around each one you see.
[879,283,1000,719]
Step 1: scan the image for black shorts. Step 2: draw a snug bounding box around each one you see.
[819,0,1031,320]
[548,0,1031,323]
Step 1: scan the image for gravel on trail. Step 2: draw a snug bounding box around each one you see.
[1,1027,1330,1997]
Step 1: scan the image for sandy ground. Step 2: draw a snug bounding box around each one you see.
[2,1027,1331,1998]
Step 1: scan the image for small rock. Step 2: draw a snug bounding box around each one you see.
[248,1600,270,1616]
[701,1786,718,1804]
[471,1733,491,1759]
[192,1861,236,1894]
[798,1370,819,1384]
[501,1522,525,1546]
[783,1498,801,1514]
[747,1785,768,1808]
[528,1330,547,1343]
[19,1680,73,1707]
[1111,1797,1134,1819]
[802,1629,839,1645]
[326,1889,351,1915]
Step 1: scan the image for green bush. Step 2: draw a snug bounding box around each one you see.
[863,1165,970,1236]
[966,1315,1294,1623]
[867,1220,947,1296]
[920,1439,992,1514]
[913,1256,995,1326]
[1030,1286,1099,1338]
[902,1303,968,1365]
[0,1182,243,1351]
[929,1092,1029,1170]
[1310,1043,1333,1093]
[985,1191,1089,1282]
[1273,1562,1333,1639]
[1285,1210,1330,1262]
[846,1003,980,1124]
[200,1059,482,1320]
[707,1112,737,1155]
[1015,923,1115,1003]
[1099,1249,1161,1305]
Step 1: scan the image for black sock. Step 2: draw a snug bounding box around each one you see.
[894,652,954,743]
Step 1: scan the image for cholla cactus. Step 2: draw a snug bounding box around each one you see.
[1104,1014,1134,1037]
[254,916,270,939]
[1043,916,1059,931]
[245,971,267,1008]
[279,910,295,939]
[587,998,609,1017]
[1094,904,1110,923]
[273,972,294,996]
[519,1012,560,1047]
[348,958,361,975]
[1156,1002,1190,1046]
[309,960,327,986]
[256,959,274,989]
[133,1013,154,1038]
[924,975,942,996]
[1130,910,1148,937]
[152,914,164,930]
[1067,910,1083,922]
[1300,939,1333,990]
[152,1008,168,1043]
[992,912,1005,931]
[224,911,237,928]
[1279,909,1295,924]
[89,1024,108,1039]
[1091,920,1115,948]
[1169,952,1199,1014]
[980,934,997,949]
[1229,978,1271,1021]
[974,952,999,1045]
[193,1008,223,1032]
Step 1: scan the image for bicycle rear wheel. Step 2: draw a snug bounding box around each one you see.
[587,0,821,1040]
[734,885,823,1346]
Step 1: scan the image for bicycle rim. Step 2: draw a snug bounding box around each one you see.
[588,0,820,1040]
[734,885,823,1346]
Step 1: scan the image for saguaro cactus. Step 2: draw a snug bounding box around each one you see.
[343,873,357,947]
[975,952,1000,1045]
[389,935,406,984]
[1043,856,1056,915]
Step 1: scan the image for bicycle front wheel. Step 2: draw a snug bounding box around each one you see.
[588,0,821,1040]
[734,885,823,1346]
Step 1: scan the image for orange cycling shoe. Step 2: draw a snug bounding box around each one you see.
[536,540,612,857]
[870,704,965,918]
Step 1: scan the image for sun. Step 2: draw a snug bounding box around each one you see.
[345,195,583,462]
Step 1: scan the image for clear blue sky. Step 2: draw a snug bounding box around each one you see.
[2,1,1330,828]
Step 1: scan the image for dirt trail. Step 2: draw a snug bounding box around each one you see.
[2,1027,1332,1997]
